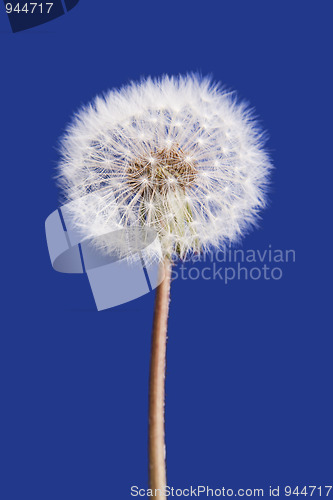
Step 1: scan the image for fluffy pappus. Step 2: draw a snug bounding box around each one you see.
[58,74,272,261]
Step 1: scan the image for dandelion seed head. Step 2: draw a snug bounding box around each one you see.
[58,74,272,261]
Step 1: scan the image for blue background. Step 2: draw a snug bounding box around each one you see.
[1,1,332,498]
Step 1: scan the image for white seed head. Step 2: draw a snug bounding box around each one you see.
[58,74,272,261]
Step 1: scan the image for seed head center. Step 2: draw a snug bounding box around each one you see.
[127,146,197,198]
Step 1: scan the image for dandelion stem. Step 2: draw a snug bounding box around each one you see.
[148,257,171,498]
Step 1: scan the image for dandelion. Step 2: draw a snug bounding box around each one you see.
[57,74,272,497]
